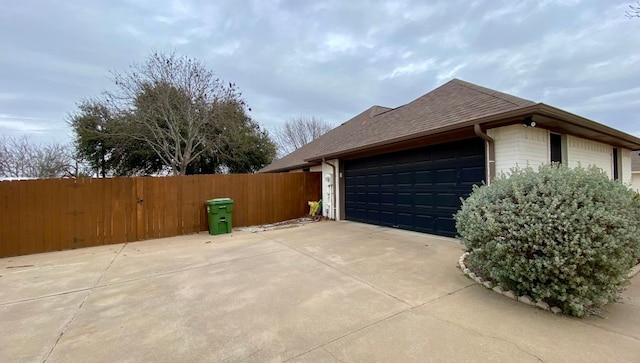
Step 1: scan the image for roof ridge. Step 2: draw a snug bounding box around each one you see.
[451,79,532,107]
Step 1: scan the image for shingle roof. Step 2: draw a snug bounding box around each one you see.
[263,79,640,172]
[260,105,392,172]
[261,79,536,172]
[311,79,536,159]
[632,150,640,172]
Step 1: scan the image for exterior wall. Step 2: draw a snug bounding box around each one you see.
[487,124,548,176]
[632,172,640,193]
[566,135,613,179]
[488,125,632,184]
[321,159,340,220]
[620,149,632,186]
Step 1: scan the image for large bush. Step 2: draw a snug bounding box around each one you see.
[455,164,640,317]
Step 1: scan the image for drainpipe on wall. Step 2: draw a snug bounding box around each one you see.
[474,124,495,184]
[323,158,337,219]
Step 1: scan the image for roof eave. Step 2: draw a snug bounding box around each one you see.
[260,161,321,173]
[535,104,640,150]
[306,104,640,162]
[306,105,540,162]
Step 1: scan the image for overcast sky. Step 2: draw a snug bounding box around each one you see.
[1,0,639,145]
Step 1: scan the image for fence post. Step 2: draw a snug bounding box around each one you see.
[136,177,145,241]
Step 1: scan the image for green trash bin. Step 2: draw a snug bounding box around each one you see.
[206,198,234,235]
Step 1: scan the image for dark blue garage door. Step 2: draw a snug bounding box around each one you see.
[344,138,485,237]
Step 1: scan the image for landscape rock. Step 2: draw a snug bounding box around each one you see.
[482,281,493,289]
[518,295,533,305]
[551,307,562,314]
[504,290,516,299]
[492,286,504,294]
[536,301,550,310]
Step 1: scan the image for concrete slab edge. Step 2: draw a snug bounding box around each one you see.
[458,253,640,316]
[629,263,640,279]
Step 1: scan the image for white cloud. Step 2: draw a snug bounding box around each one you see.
[0,116,51,133]
[1,0,639,141]
[324,33,359,53]
[380,58,438,80]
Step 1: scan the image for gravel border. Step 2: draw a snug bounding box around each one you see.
[458,253,640,315]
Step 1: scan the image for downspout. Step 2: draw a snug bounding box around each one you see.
[323,158,337,220]
[474,124,495,184]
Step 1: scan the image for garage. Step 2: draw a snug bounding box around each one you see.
[344,138,486,237]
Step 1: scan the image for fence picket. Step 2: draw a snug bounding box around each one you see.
[0,173,321,257]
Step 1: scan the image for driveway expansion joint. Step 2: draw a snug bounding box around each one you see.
[42,243,128,362]
[93,247,290,289]
[435,315,545,362]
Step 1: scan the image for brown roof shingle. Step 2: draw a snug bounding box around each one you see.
[259,105,392,172]
[311,79,535,159]
[261,78,640,173]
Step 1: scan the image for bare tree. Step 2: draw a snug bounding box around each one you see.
[106,51,248,175]
[272,116,333,156]
[627,1,640,17]
[0,136,75,179]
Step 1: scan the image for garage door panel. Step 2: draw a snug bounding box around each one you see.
[436,192,461,208]
[414,214,435,234]
[435,169,457,184]
[344,138,485,237]
[380,173,394,186]
[414,170,433,185]
[396,213,414,229]
[381,211,395,226]
[459,166,485,184]
[436,217,457,235]
[396,192,413,207]
[381,192,394,205]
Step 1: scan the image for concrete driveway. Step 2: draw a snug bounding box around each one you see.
[1,221,639,362]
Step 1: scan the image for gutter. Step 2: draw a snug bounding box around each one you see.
[323,158,337,219]
[474,124,495,184]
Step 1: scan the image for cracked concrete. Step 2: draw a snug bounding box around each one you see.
[1,220,639,362]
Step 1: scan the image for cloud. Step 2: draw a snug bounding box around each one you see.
[0,115,52,133]
[0,0,639,144]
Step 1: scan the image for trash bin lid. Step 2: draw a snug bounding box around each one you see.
[207,198,234,205]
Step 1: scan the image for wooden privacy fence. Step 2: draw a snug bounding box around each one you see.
[0,173,321,258]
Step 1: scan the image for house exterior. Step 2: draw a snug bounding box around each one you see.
[261,79,640,237]
[632,151,640,192]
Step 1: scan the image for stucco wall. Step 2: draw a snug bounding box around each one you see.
[321,159,340,220]
[566,135,613,179]
[487,124,548,176]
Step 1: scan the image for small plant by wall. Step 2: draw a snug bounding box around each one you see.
[455,164,640,317]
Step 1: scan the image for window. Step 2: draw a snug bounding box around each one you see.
[550,133,563,163]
